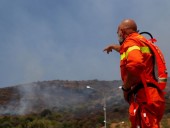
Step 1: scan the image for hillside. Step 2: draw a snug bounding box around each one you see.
[0,80,127,116]
[0,79,170,127]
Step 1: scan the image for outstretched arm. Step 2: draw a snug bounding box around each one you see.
[103,44,120,54]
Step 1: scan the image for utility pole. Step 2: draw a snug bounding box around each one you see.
[86,86,107,128]
[103,95,107,128]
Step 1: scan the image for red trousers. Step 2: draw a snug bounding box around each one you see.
[128,87,165,128]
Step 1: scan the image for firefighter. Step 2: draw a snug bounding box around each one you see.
[104,19,165,128]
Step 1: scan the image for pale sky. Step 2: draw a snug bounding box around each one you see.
[0,0,170,87]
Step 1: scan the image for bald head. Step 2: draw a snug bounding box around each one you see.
[119,19,137,32]
[117,19,138,45]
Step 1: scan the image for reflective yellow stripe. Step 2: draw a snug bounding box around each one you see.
[120,46,151,60]
[126,46,140,58]
[120,46,140,60]
[158,77,167,83]
[120,52,125,60]
[141,47,151,53]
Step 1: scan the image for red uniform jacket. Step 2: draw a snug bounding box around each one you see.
[120,32,164,103]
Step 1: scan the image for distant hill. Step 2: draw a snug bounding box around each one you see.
[0,79,170,121]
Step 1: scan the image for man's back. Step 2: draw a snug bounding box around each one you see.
[119,32,154,87]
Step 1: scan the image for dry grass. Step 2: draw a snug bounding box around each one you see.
[109,116,170,128]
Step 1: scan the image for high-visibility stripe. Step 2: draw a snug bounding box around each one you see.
[120,46,151,60]
[141,47,151,53]
[126,46,140,55]
[158,77,167,83]
[120,52,126,60]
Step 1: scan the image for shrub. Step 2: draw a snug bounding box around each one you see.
[0,121,12,128]
[27,119,53,128]
[40,109,52,117]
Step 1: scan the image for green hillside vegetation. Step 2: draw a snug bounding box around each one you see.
[0,110,170,128]
[0,79,170,128]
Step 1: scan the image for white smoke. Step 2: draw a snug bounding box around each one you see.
[0,80,123,115]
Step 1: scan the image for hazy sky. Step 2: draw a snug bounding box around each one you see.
[0,0,170,87]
